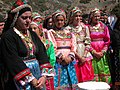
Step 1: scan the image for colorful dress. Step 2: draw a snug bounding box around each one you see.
[66,23,94,82]
[89,22,111,84]
[48,28,78,89]
[0,28,52,90]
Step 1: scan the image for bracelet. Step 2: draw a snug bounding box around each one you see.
[82,55,86,58]
[91,50,95,54]
[102,50,106,54]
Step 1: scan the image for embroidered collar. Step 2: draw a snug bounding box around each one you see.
[14,27,34,56]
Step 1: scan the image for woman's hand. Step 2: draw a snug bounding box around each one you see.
[30,78,38,88]
[35,76,46,89]
[93,51,103,59]
[64,56,72,64]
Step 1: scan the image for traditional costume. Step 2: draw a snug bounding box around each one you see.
[89,8,111,84]
[30,21,56,90]
[1,0,53,90]
[67,7,94,82]
[48,9,78,89]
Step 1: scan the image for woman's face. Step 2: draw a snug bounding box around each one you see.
[73,12,82,23]
[54,15,65,29]
[16,11,32,30]
[47,18,53,27]
[30,24,40,35]
[91,13,101,24]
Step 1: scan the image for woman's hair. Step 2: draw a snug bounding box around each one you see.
[68,7,82,25]
[88,8,101,24]
[43,15,53,29]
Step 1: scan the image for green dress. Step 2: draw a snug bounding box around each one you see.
[45,39,56,66]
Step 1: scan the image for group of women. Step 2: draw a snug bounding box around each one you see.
[0,0,120,90]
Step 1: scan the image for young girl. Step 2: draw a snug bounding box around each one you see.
[67,7,94,82]
[30,21,56,90]
[48,9,78,89]
[88,8,111,84]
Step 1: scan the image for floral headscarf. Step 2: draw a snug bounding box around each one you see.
[32,12,42,21]
[70,7,82,17]
[52,9,66,21]
[89,8,101,18]
[9,0,32,28]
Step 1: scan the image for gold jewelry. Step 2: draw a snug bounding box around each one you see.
[92,23,100,32]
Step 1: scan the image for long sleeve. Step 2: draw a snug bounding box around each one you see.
[84,26,91,51]
[69,33,76,59]
[102,25,110,52]
[47,30,60,57]
[30,30,53,76]
[1,31,30,81]
[46,40,56,66]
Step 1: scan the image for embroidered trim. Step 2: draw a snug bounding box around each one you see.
[57,46,71,49]
[11,4,32,13]
[14,27,35,57]
[40,63,52,69]
[41,68,55,76]
[14,68,30,81]
[56,53,63,59]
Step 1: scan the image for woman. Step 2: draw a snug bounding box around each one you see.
[30,21,56,90]
[32,12,43,24]
[48,9,78,89]
[1,0,52,90]
[43,15,53,30]
[88,8,111,84]
[30,21,56,67]
[66,7,94,82]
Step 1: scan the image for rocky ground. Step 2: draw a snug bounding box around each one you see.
[0,0,119,18]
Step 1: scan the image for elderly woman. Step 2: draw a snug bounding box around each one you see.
[1,0,52,90]
[88,8,111,84]
[47,9,78,89]
[66,7,94,83]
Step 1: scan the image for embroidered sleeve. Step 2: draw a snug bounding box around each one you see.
[19,73,35,86]
[14,68,31,81]
[103,25,110,51]
[47,41,56,66]
[85,26,91,51]
[68,33,76,60]
[40,63,54,77]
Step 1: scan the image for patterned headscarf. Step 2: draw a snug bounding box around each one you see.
[70,7,82,17]
[10,0,32,28]
[32,12,42,21]
[52,9,66,21]
[90,8,101,18]
[11,0,32,13]
[30,21,43,29]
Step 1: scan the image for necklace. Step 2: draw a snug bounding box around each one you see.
[92,23,100,32]
[14,27,34,56]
